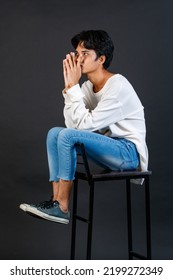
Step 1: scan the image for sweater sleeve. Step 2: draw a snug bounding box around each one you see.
[63,83,123,131]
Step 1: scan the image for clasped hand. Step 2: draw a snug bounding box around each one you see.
[63,52,82,91]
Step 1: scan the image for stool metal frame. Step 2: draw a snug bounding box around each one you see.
[70,143,152,260]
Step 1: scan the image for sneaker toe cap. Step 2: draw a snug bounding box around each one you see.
[19,203,30,211]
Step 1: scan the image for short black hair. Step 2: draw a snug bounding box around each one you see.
[71,30,114,69]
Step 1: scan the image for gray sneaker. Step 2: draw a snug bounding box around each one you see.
[20,200,70,224]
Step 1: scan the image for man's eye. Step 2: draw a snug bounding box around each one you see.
[74,52,89,57]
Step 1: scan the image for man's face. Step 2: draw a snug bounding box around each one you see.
[75,43,101,74]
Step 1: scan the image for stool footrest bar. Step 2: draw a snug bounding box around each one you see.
[75,215,90,223]
[130,251,148,260]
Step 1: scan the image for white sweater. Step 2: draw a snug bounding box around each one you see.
[63,74,148,172]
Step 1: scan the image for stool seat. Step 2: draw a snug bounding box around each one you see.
[70,143,152,260]
[76,169,152,181]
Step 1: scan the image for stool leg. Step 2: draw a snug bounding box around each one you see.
[126,178,133,259]
[86,180,95,260]
[145,176,152,259]
[70,178,78,259]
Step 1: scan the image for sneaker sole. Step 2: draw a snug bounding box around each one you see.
[20,204,69,224]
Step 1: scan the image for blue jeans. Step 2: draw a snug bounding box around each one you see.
[46,127,139,181]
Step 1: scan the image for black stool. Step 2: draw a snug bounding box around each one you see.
[70,143,152,260]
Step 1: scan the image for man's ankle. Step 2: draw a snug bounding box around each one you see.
[59,203,68,213]
[54,199,68,213]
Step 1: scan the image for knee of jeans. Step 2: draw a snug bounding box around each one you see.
[58,128,76,145]
[47,127,64,143]
[58,128,76,142]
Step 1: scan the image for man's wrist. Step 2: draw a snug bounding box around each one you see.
[65,83,78,91]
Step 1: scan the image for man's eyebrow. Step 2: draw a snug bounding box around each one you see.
[75,50,90,53]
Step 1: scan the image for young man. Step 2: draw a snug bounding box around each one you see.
[20,30,148,224]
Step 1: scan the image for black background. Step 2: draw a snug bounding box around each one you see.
[0,0,172,259]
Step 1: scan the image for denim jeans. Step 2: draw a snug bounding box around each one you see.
[46,127,139,181]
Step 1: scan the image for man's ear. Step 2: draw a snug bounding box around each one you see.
[98,55,106,65]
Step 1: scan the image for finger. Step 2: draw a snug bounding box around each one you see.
[71,52,77,68]
[64,58,71,73]
[63,60,67,75]
[63,60,69,81]
[63,59,66,69]
[77,57,82,70]
[66,54,74,69]
[63,60,68,88]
